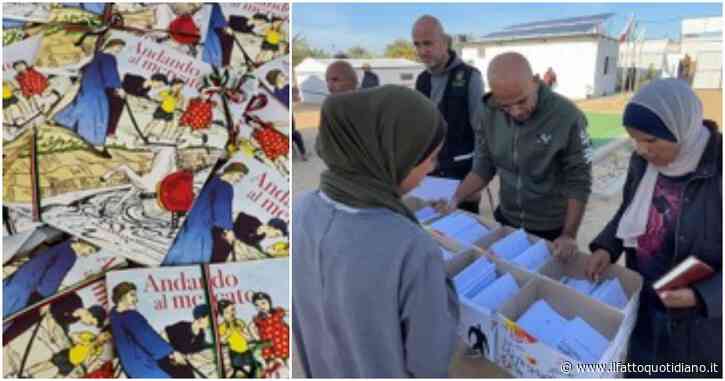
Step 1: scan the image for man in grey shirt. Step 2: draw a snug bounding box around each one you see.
[413,15,485,213]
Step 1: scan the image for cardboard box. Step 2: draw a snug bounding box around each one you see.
[446,249,535,363]
[476,226,555,274]
[497,278,630,378]
[539,252,643,337]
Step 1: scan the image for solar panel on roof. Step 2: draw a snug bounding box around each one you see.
[482,22,598,40]
[504,12,614,31]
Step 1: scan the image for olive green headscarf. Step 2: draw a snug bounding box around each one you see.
[316,85,445,223]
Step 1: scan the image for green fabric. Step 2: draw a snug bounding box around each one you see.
[473,82,593,230]
[316,85,443,223]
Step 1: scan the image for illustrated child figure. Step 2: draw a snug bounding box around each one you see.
[256,16,284,65]
[3,80,28,127]
[251,292,289,375]
[13,60,49,112]
[161,304,215,378]
[265,69,289,107]
[179,88,217,133]
[27,327,112,378]
[246,115,289,174]
[5,294,106,378]
[145,78,185,141]
[217,299,259,378]
[143,73,169,99]
[257,218,288,257]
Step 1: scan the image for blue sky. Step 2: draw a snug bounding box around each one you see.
[293,2,722,55]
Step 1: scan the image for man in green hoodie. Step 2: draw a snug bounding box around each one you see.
[451,52,593,258]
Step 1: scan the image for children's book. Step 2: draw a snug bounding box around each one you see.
[219,3,289,68]
[3,29,235,266]
[4,237,127,321]
[162,152,288,266]
[3,225,64,264]
[105,259,289,378]
[3,276,117,378]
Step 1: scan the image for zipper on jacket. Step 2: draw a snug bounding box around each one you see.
[512,124,525,229]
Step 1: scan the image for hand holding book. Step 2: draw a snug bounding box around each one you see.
[658,288,697,309]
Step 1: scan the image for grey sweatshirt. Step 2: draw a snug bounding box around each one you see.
[292,191,459,378]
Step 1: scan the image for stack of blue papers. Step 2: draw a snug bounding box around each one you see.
[558,317,610,362]
[511,241,552,272]
[430,212,490,245]
[415,206,440,224]
[591,278,628,309]
[560,277,629,309]
[561,276,598,295]
[517,300,611,361]
[469,273,520,311]
[516,300,568,348]
[453,257,496,295]
[490,229,531,260]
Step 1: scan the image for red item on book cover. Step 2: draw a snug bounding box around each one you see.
[653,256,714,291]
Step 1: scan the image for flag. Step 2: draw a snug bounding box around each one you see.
[619,15,635,43]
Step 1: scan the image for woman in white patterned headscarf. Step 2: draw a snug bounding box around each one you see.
[587,79,721,377]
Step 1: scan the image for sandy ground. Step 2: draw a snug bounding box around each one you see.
[289,88,721,377]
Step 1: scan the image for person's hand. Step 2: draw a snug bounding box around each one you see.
[553,234,577,261]
[658,288,698,309]
[432,196,460,214]
[116,88,126,98]
[585,249,612,281]
[223,229,236,243]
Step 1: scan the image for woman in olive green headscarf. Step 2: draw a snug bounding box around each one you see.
[292,85,458,378]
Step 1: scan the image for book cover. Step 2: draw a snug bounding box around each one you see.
[219,3,289,68]
[106,266,219,378]
[3,277,116,378]
[105,259,289,378]
[653,255,714,292]
[3,237,127,322]
[3,29,235,266]
[209,259,289,378]
[162,152,289,266]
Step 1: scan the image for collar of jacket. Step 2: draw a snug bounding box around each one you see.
[428,49,463,76]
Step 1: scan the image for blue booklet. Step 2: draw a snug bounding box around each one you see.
[470,273,520,311]
[516,300,568,348]
[558,317,610,362]
[490,229,530,260]
[453,257,496,296]
[511,240,551,272]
